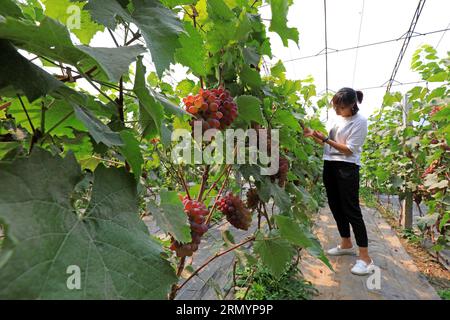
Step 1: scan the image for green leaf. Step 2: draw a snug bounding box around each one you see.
[73,104,124,147]
[161,0,199,7]
[147,191,192,243]
[207,0,235,20]
[0,15,85,64]
[382,92,402,106]
[0,148,177,299]
[253,231,294,278]
[258,179,291,212]
[134,57,165,139]
[119,130,144,179]
[240,65,261,89]
[77,45,146,83]
[423,173,449,190]
[426,71,448,82]
[176,79,196,97]
[273,109,301,131]
[175,22,207,77]
[0,40,64,102]
[83,0,130,29]
[235,95,264,125]
[42,0,104,44]
[242,46,260,66]
[131,0,185,77]
[235,11,252,41]
[270,60,286,79]
[275,215,312,247]
[0,0,24,18]
[275,215,332,269]
[0,15,145,83]
[268,0,299,46]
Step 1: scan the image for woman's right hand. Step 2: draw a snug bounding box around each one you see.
[303,127,315,138]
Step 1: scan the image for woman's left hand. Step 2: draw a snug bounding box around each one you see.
[313,130,326,141]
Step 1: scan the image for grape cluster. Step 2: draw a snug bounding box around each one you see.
[216,192,252,230]
[271,156,289,187]
[183,87,238,131]
[430,105,443,117]
[170,196,209,257]
[421,159,439,178]
[246,188,260,210]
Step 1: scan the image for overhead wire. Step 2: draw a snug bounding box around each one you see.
[352,0,365,87]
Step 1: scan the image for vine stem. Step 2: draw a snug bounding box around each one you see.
[169,256,186,300]
[242,267,257,300]
[262,203,273,230]
[77,68,118,107]
[202,164,231,201]
[17,95,35,134]
[39,111,74,145]
[0,101,11,111]
[190,4,205,89]
[173,236,256,295]
[197,165,210,201]
[177,167,191,199]
[205,164,233,225]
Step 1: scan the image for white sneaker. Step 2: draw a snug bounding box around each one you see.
[351,259,376,275]
[327,245,356,256]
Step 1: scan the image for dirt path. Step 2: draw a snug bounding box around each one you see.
[299,205,441,300]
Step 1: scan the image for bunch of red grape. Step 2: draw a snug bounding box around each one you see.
[271,156,289,187]
[183,87,239,131]
[170,196,209,257]
[216,192,252,230]
[429,105,443,117]
[246,188,260,210]
[421,159,440,179]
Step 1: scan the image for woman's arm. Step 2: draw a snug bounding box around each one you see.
[303,127,324,145]
[312,130,352,155]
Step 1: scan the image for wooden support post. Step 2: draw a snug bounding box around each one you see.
[402,94,413,229]
[402,192,413,229]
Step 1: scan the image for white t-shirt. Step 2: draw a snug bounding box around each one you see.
[322,112,368,166]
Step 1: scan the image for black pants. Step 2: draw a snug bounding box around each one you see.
[323,160,368,247]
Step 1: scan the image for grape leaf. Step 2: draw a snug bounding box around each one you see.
[83,0,130,29]
[73,104,124,147]
[235,95,264,125]
[0,148,177,299]
[161,0,199,7]
[119,130,144,180]
[268,0,299,46]
[240,65,261,89]
[0,0,25,18]
[270,60,286,79]
[273,109,302,131]
[134,57,165,139]
[175,22,207,77]
[147,191,192,244]
[84,0,185,77]
[41,0,104,44]
[253,231,295,278]
[132,0,184,77]
[275,215,332,269]
[275,215,311,247]
[0,40,64,102]
[207,0,234,20]
[0,15,145,82]
[77,45,146,82]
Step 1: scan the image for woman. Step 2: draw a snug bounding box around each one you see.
[303,87,375,275]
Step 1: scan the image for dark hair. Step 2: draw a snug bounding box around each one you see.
[331,87,363,115]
